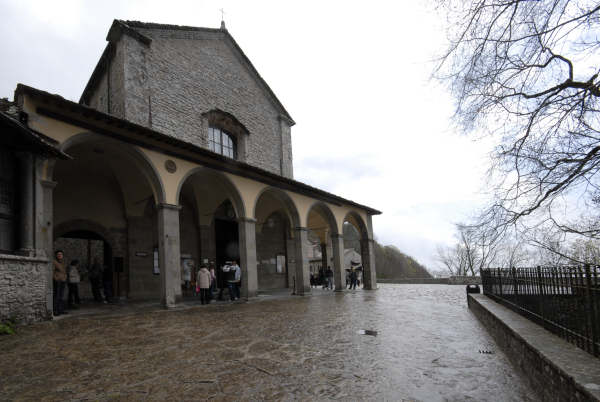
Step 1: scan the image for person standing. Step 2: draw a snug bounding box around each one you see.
[196,264,212,305]
[219,262,231,301]
[209,263,217,299]
[53,250,67,316]
[89,258,103,302]
[67,260,81,308]
[229,260,241,300]
[349,267,358,290]
[326,266,334,290]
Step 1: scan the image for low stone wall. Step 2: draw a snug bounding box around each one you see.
[448,276,481,285]
[0,254,51,324]
[377,278,449,284]
[468,294,600,402]
[377,276,481,285]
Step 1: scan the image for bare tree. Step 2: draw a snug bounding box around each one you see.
[434,0,600,238]
[437,223,501,275]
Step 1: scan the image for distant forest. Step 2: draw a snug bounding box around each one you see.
[343,223,431,279]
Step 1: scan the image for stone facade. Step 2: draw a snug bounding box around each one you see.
[0,254,51,323]
[83,22,294,179]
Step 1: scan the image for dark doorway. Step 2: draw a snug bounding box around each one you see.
[54,231,118,300]
[214,218,239,289]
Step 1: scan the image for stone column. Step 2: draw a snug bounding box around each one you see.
[293,227,311,295]
[361,238,377,290]
[40,178,57,315]
[285,234,295,289]
[320,243,328,271]
[157,203,181,307]
[331,234,345,291]
[238,218,258,299]
[17,152,34,255]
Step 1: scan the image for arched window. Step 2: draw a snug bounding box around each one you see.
[208,126,236,159]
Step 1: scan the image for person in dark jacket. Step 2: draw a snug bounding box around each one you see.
[349,267,358,290]
[326,266,334,290]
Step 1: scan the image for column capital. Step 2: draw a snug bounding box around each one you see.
[157,203,182,211]
[40,180,57,189]
[237,217,257,224]
[331,233,344,240]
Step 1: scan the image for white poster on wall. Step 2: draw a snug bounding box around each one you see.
[276,255,285,273]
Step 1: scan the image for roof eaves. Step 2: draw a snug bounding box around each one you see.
[16,83,380,215]
[0,110,70,159]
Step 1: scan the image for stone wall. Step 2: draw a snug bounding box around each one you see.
[0,254,51,324]
[468,294,600,402]
[84,27,294,178]
[256,214,288,290]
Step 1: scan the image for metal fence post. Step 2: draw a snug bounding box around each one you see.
[512,267,518,297]
[498,268,503,296]
[536,266,544,323]
[584,264,598,357]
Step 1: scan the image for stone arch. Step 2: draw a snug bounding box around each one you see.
[343,210,370,239]
[54,219,115,250]
[252,187,301,229]
[306,201,339,236]
[175,166,246,218]
[49,131,166,205]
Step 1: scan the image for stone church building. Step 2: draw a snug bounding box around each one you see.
[0,20,380,323]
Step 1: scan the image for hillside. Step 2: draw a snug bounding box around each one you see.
[343,223,431,279]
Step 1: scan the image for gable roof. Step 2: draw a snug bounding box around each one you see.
[80,19,295,125]
[17,84,381,216]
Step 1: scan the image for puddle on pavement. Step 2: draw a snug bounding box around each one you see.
[357,329,378,336]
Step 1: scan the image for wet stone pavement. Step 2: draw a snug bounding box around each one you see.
[0,285,539,401]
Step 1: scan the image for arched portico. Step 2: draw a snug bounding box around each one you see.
[50,133,168,305]
[343,211,377,290]
[306,202,344,291]
[253,187,311,295]
[176,167,248,299]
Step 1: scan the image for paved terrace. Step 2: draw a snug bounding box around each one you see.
[0,285,538,401]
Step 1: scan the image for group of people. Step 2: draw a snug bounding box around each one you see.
[309,265,362,290]
[194,261,241,304]
[311,266,334,289]
[53,250,114,316]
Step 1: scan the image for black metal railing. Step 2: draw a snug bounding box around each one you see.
[480,265,599,358]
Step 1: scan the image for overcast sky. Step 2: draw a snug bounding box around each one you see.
[0,0,494,270]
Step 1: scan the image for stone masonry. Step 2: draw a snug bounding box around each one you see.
[0,254,51,323]
[83,22,294,179]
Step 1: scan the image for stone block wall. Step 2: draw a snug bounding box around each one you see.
[0,254,51,324]
[256,215,288,290]
[468,294,599,402]
[83,26,294,178]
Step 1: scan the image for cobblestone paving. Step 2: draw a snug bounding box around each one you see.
[0,285,538,401]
